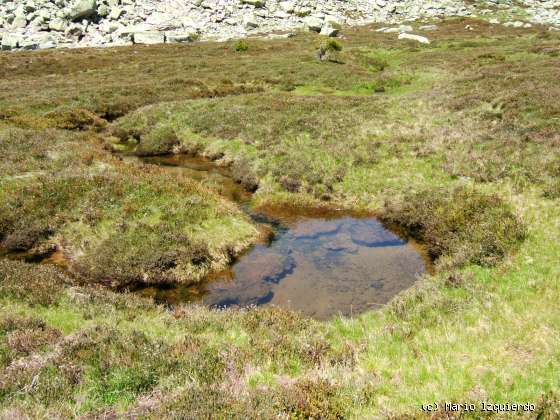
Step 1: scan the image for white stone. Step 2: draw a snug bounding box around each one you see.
[108,7,123,20]
[243,13,259,29]
[304,16,323,32]
[49,18,66,32]
[398,32,430,44]
[12,14,28,29]
[133,31,165,44]
[1,33,22,50]
[380,25,413,33]
[66,0,97,21]
[241,0,265,7]
[279,1,295,13]
[320,24,339,37]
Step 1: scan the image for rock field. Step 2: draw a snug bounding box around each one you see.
[0,0,559,50]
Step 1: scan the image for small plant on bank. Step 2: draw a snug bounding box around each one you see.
[234,40,249,52]
[317,39,343,63]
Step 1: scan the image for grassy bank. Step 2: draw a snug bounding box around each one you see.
[1,18,559,417]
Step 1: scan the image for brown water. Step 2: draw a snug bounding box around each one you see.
[136,154,432,320]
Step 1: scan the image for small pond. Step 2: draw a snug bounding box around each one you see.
[135,155,431,320]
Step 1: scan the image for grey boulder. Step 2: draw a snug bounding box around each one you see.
[67,0,97,21]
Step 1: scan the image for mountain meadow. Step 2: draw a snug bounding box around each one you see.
[1,17,559,418]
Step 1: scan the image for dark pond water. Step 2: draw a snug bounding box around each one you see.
[135,154,432,320]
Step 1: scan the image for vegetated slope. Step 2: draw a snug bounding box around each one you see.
[0,19,559,417]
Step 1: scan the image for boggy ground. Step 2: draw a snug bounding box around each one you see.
[1,18,559,417]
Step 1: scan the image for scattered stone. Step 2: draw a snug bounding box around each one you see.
[398,32,430,44]
[304,16,324,32]
[0,0,555,52]
[504,21,531,28]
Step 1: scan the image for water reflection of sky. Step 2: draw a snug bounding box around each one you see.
[200,216,427,319]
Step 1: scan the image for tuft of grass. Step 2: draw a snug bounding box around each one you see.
[317,39,343,62]
[234,40,249,52]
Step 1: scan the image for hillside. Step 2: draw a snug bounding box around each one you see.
[1,11,559,419]
[0,0,559,49]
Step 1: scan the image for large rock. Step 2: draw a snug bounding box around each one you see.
[166,31,199,43]
[320,24,339,37]
[11,14,28,29]
[108,7,123,20]
[377,25,413,33]
[1,33,22,50]
[279,1,295,13]
[243,13,259,29]
[132,31,165,45]
[67,0,97,21]
[304,16,324,32]
[241,0,265,7]
[20,38,40,50]
[49,19,67,32]
[146,13,181,30]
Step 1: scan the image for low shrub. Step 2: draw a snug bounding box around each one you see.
[0,260,69,306]
[135,125,180,156]
[381,185,527,268]
[234,40,249,52]
[324,39,343,53]
[44,108,107,131]
[317,39,343,62]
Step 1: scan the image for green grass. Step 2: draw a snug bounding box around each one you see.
[0,18,559,417]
